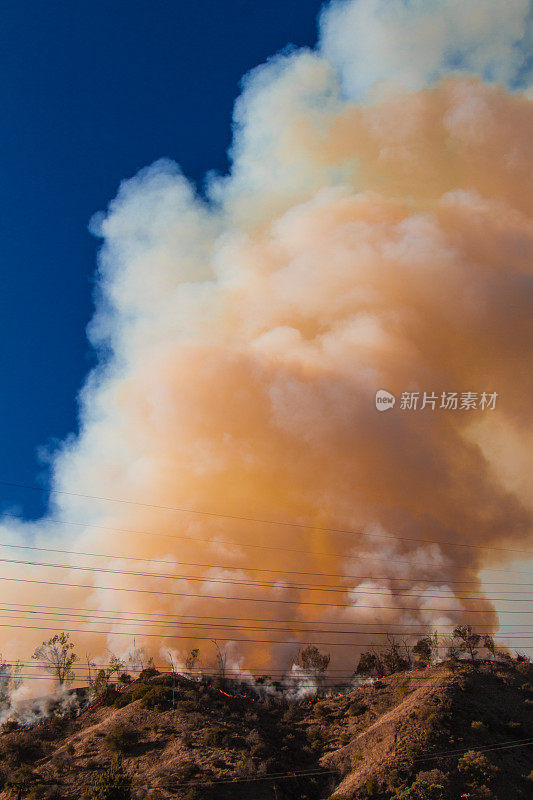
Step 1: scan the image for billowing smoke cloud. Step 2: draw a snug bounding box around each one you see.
[1,0,532,676]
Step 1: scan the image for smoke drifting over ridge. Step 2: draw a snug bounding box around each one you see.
[1,0,532,673]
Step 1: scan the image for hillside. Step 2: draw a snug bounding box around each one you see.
[0,661,531,800]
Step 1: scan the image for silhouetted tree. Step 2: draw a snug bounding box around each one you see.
[298,645,330,674]
[452,625,480,663]
[32,632,78,686]
[185,648,200,672]
[212,640,227,679]
[483,635,496,658]
[382,635,410,674]
[356,649,383,677]
[413,636,433,665]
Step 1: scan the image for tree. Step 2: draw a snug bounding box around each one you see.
[298,645,330,675]
[127,640,145,674]
[87,757,131,800]
[32,632,78,686]
[165,651,178,708]
[0,656,22,710]
[452,625,480,663]
[185,648,200,673]
[483,635,496,658]
[86,652,126,696]
[382,635,410,674]
[392,769,448,800]
[212,641,227,679]
[356,649,383,676]
[413,637,433,665]
[457,750,498,789]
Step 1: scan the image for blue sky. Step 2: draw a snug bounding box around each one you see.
[0,0,324,519]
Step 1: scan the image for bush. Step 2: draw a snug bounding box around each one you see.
[87,757,132,800]
[1,720,18,733]
[4,764,38,796]
[457,750,498,785]
[103,724,137,754]
[139,686,172,711]
[392,769,448,800]
[200,726,227,748]
[348,701,368,716]
[175,699,196,713]
[130,683,151,701]
[0,732,43,766]
[471,720,488,735]
[365,777,379,796]
[101,687,120,706]
[114,693,132,709]
[139,667,160,680]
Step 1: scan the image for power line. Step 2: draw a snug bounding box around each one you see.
[3,600,533,626]
[1,513,528,578]
[3,621,533,648]
[411,737,533,764]
[0,574,529,610]
[2,479,531,556]
[2,556,533,600]
[0,539,529,584]
[22,739,533,790]
[3,610,533,638]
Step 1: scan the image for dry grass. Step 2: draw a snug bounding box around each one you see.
[0,662,530,799]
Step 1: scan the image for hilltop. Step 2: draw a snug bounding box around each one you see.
[0,661,531,799]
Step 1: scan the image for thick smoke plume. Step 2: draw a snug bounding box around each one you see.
[1,0,532,676]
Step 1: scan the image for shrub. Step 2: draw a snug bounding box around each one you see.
[281,705,299,723]
[1,720,18,734]
[174,758,200,780]
[114,693,132,709]
[139,667,160,680]
[101,687,120,706]
[139,686,172,711]
[471,720,488,735]
[200,726,226,747]
[175,699,196,713]
[87,757,131,800]
[404,745,419,763]
[4,764,38,796]
[51,752,69,775]
[348,701,368,716]
[130,683,150,701]
[457,750,498,785]
[1,732,43,766]
[365,777,379,796]
[392,769,448,800]
[103,724,137,754]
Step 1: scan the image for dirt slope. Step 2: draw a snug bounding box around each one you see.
[0,662,531,799]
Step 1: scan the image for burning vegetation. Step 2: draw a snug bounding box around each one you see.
[0,635,531,800]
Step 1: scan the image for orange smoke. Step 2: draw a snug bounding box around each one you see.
[1,4,532,675]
